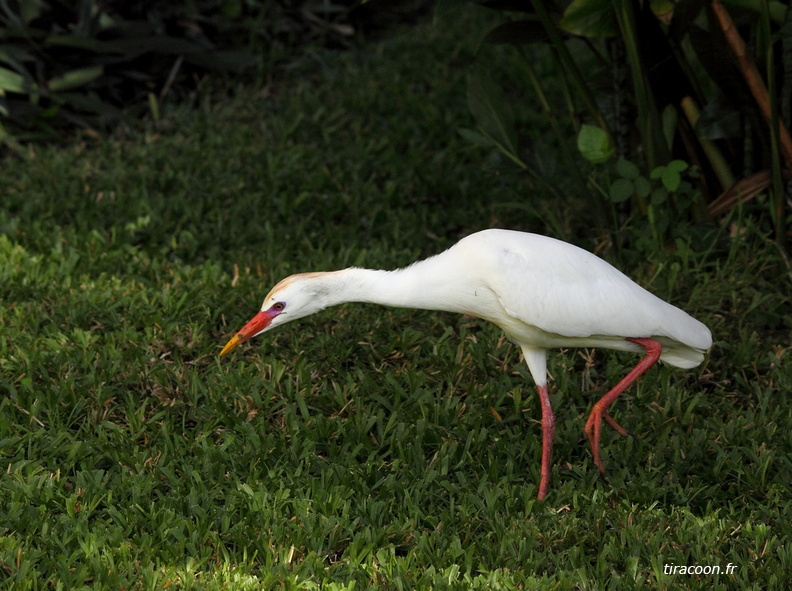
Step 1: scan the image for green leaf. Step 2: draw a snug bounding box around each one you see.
[650,0,675,19]
[666,159,688,174]
[44,35,126,56]
[662,168,681,191]
[651,162,687,192]
[21,0,46,25]
[46,34,255,73]
[48,67,104,92]
[0,121,25,155]
[616,157,640,180]
[0,67,33,94]
[466,70,517,157]
[559,0,618,38]
[577,124,614,163]
[634,176,651,198]
[457,128,496,147]
[651,187,668,205]
[661,104,677,153]
[609,178,634,202]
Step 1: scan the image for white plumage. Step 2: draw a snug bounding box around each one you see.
[221,229,712,500]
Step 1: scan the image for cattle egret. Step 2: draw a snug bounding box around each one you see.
[221,229,711,500]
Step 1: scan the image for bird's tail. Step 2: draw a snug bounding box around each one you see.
[658,340,708,369]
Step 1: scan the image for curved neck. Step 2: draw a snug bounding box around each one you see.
[320,258,477,315]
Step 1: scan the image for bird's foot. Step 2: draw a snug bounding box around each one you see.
[584,409,607,473]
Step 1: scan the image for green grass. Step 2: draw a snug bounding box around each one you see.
[1,8,791,591]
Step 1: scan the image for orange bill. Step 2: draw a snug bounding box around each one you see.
[220,311,274,356]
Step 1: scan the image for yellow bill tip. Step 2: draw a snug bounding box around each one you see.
[220,334,244,357]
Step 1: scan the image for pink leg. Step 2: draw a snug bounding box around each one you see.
[535,383,555,501]
[584,338,663,473]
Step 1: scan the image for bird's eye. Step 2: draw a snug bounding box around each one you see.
[272,302,285,312]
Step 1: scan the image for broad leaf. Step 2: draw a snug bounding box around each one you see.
[634,176,651,198]
[609,178,634,202]
[616,157,640,180]
[577,124,613,163]
[559,0,617,38]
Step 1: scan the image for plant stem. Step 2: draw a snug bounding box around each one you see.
[711,0,792,168]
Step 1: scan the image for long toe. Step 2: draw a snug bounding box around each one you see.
[584,411,606,473]
[603,412,634,438]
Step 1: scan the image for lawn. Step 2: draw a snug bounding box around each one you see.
[1,7,791,591]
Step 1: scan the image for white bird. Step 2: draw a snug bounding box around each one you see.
[220,229,712,500]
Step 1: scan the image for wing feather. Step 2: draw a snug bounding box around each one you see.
[456,230,711,363]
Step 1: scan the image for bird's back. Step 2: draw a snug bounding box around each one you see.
[444,230,712,368]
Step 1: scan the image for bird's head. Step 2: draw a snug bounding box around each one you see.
[220,272,331,356]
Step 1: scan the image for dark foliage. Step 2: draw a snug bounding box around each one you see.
[448,0,791,242]
[0,0,431,147]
